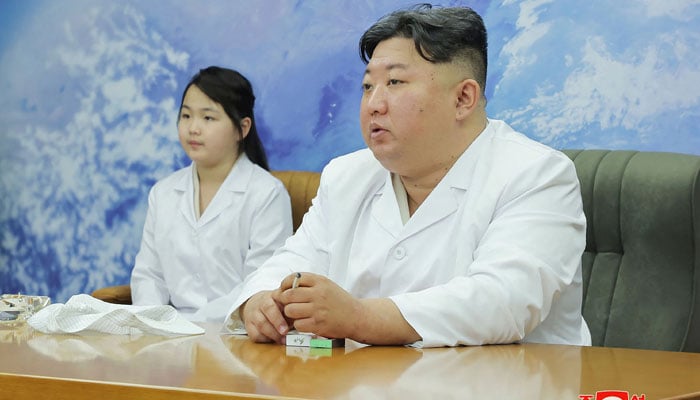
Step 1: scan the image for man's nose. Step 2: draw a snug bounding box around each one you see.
[364,86,388,115]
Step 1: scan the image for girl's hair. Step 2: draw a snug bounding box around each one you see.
[180,66,269,170]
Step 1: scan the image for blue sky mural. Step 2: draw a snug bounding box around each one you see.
[1,0,699,302]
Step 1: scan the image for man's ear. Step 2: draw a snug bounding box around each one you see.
[455,79,482,120]
[239,117,252,140]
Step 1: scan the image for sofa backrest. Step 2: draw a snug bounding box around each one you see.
[563,149,700,352]
[271,154,700,352]
[271,170,321,232]
[96,155,700,352]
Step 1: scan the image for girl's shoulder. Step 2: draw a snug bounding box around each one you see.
[150,165,192,194]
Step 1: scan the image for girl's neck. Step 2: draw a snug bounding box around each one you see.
[196,154,240,185]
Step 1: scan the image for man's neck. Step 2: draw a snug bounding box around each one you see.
[400,116,488,215]
[400,161,453,216]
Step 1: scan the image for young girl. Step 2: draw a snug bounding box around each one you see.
[130,66,292,322]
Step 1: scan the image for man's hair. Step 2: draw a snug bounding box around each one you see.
[359,4,488,95]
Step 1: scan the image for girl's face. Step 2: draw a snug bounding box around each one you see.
[178,85,248,170]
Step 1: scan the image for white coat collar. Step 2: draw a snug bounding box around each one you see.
[440,118,495,190]
[371,120,495,240]
[174,154,255,228]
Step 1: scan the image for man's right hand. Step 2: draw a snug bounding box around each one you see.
[241,289,290,344]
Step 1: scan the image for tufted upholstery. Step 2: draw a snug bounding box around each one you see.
[563,150,700,352]
[91,170,321,305]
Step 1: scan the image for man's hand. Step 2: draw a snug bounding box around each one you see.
[273,272,363,340]
[248,272,421,345]
[241,289,291,344]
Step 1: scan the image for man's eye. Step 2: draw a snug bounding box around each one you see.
[362,83,373,91]
[388,79,402,85]
[204,116,215,121]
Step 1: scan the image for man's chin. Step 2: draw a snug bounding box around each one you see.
[369,148,402,173]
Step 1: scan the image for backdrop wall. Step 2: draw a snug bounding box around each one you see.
[2,0,699,302]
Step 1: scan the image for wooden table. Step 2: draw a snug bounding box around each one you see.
[1,322,699,400]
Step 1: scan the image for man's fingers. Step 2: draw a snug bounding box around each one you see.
[244,292,289,343]
[260,297,290,336]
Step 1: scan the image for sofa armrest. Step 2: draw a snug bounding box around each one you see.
[91,284,132,305]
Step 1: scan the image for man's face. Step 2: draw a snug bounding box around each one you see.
[360,37,463,176]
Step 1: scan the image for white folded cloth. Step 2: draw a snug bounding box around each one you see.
[27,294,204,336]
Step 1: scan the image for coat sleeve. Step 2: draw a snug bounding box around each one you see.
[224,167,334,324]
[130,186,170,305]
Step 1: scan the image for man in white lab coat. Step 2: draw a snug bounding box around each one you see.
[226,5,591,347]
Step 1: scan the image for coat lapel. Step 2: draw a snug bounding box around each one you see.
[397,129,490,241]
[197,155,252,228]
[175,164,198,230]
[370,172,405,238]
[399,182,461,241]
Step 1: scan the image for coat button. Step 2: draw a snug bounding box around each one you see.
[394,247,406,260]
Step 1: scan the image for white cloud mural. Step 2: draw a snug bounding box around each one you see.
[0,0,698,301]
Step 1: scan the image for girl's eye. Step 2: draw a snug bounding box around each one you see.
[362,83,373,92]
[180,113,190,119]
[388,79,401,85]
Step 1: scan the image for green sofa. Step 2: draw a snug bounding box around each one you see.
[564,150,700,352]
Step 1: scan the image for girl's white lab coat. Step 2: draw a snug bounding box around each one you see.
[230,120,591,347]
[131,154,292,322]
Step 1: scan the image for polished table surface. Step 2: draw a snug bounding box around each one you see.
[1,322,699,400]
